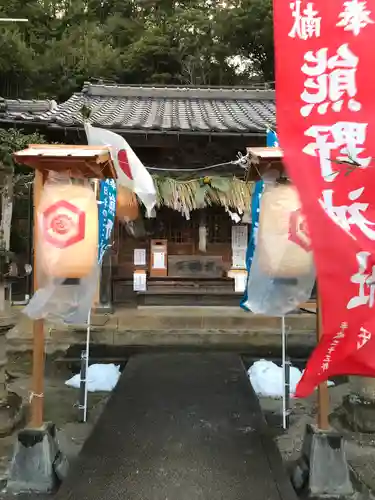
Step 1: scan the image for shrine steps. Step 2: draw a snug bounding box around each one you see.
[113,277,242,307]
[7,306,317,358]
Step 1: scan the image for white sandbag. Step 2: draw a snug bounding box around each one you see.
[248,359,334,398]
[65,363,121,392]
[248,359,302,398]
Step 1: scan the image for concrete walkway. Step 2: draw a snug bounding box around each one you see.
[52,352,297,500]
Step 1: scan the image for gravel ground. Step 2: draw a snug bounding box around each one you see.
[0,357,374,498]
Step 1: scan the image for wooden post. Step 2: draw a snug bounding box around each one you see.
[30,170,45,428]
[316,293,329,430]
[93,180,101,308]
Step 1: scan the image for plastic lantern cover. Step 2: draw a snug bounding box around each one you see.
[23,172,100,326]
[244,181,316,316]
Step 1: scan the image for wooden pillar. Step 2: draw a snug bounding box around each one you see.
[316,293,329,430]
[198,211,207,253]
[30,170,45,428]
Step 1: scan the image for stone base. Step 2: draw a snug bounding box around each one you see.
[93,304,113,314]
[54,451,70,481]
[292,423,354,498]
[342,394,375,433]
[7,423,61,494]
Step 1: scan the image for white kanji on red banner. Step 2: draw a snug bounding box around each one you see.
[337,0,374,36]
[303,121,371,181]
[320,187,375,240]
[300,44,361,117]
[357,326,372,349]
[320,322,347,372]
[347,252,375,309]
[289,1,321,40]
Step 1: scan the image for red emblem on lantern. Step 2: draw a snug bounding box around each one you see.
[42,200,86,249]
[288,208,311,252]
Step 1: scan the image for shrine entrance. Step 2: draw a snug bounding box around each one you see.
[112,206,246,306]
[149,207,232,277]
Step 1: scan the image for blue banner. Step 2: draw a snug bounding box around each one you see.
[98,179,117,264]
[241,180,264,311]
[266,128,279,147]
[241,128,278,311]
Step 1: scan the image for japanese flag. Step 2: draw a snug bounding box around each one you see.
[84,123,157,216]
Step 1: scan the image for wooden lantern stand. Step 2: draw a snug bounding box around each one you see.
[246,147,353,497]
[6,145,116,494]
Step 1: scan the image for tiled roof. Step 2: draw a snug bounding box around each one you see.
[0,98,58,122]
[41,83,276,135]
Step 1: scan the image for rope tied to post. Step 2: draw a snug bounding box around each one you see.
[29,391,44,403]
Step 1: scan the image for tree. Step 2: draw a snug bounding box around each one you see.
[36,22,122,100]
[0,129,45,273]
[0,0,276,99]
[0,26,36,97]
[120,27,181,84]
[221,0,275,83]
[169,2,239,85]
[0,127,47,313]
[0,128,47,436]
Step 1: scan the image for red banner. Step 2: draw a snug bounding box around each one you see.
[273,0,375,396]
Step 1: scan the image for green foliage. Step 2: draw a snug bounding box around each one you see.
[0,0,274,99]
[0,128,47,172]
[0,128,48,199]
[221,0,275,82]
[0,128,47,260]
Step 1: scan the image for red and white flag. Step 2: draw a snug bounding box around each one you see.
[84,123,157,216]
[273,0,375,396]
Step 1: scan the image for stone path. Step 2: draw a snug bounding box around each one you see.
[50,353,297,500]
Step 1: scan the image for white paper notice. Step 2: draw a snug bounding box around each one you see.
[134,248,146,266]
[153,251,166,269]
[133,272,147,291]
[232,249,247,269]
[232,225,248,250]
[234,272,247,293]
